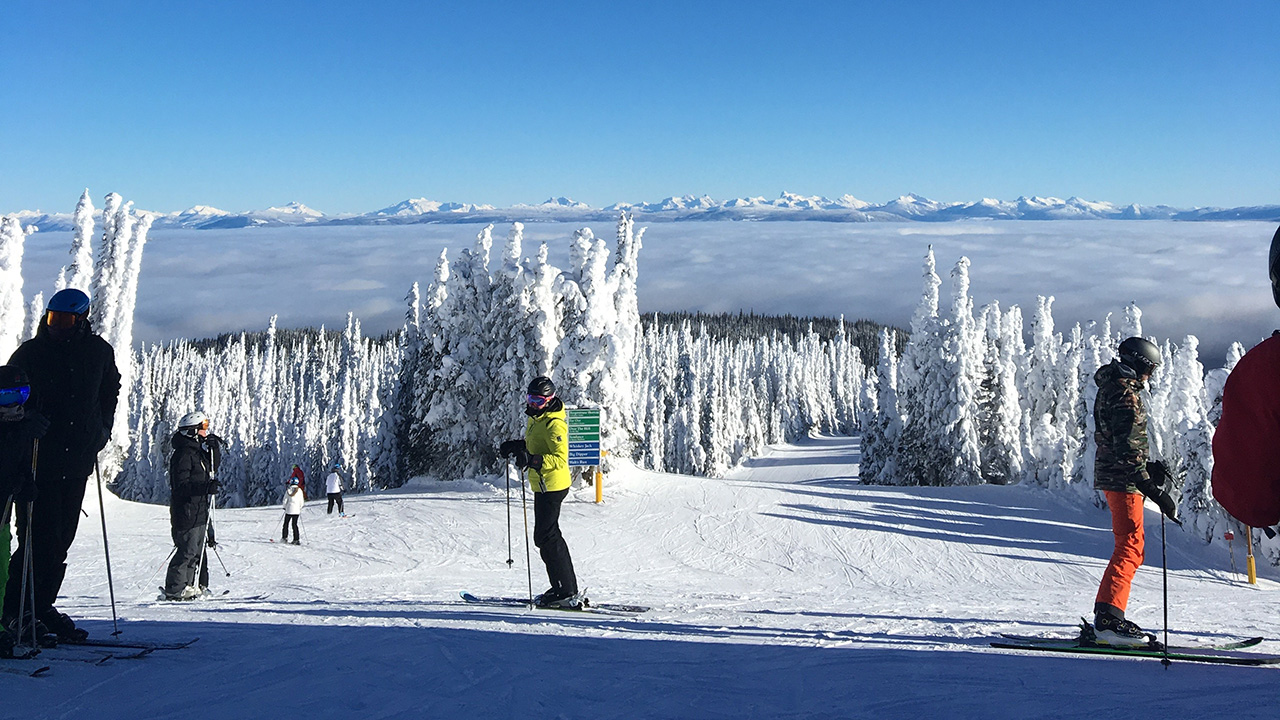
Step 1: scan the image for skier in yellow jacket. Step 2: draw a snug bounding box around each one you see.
[500,376,578,607]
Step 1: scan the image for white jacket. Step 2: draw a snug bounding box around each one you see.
[283,485,305,514]
[325,471,343,494]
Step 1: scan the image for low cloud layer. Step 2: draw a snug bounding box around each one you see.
[18,219,1276,365]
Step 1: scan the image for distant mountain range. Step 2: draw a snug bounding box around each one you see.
[12,192,1280,231]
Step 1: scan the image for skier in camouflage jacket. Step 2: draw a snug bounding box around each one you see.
[1093,359,1151,495]
[1090,336,1166,643]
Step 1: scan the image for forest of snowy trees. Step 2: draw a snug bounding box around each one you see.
[1,190,153,473]
[1,193,1272,563]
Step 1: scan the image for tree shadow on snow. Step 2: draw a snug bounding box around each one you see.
[760,491,1216,574]
[37,614,1277,720]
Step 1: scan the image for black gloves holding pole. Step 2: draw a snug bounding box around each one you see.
[1140,460,1182,525]
[499,440,543,471]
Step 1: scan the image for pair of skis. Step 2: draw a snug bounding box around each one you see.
[1,636,199,677]
[992,620,1278,666]
[460,592,649,616]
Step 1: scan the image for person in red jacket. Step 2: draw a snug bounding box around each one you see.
[1212,225,1280,530]
[288,464,307,500]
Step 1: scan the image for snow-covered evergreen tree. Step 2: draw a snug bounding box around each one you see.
[23,292,43,342]
[860,328,901,485]
[895,248,948,485]
[933,258,983,485]
[975,302,1022,484]
[423,226,494,478]
[57,189,96,293]
[0,215,28,361]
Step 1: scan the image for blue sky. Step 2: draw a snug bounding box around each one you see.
[2,1,1277,214]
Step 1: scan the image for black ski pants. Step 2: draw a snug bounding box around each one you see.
[533,488,576,595]
[326,492,344,514]
[3,476,88,622]
[164,524,210,596]
[282,514,300,542]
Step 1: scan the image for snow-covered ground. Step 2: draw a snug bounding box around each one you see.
[10,435,1279,718]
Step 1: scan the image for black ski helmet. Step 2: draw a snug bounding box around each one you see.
[527,376,556,398]
[0,364,31,407]
[0,364,30,390]
[1118,336,1161,376]
[1269,224,1280,309]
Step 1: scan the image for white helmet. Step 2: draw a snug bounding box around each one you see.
[178,410,209,430]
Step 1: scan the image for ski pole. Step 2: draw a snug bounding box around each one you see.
[147,547,177,586]
[1160,514,1170,668]
[505,458,514,569]
[17,500,35,652]
[195,494,215,586]
[520,466,533,606]
[210,543,231,577]
[207,494,229,575]
[16,439,38,650]
[94,459,121,636]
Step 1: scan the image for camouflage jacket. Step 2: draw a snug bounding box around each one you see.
[1093,360,1150,493]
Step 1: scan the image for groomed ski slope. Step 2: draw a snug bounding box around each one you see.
[12,435,1280,719]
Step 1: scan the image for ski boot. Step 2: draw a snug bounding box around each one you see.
[161,585,204,601]
[534,588,583,609]
[39,609,89,643]
[4,614,58,648]
[1090,613,1151,647]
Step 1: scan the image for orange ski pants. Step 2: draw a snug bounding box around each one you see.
[1095,490,1145,612]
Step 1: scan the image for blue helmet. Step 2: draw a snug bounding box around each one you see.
[47,288,91,315]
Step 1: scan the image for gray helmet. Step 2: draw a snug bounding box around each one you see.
[178,410,209,432]
[1118,337,1161,376]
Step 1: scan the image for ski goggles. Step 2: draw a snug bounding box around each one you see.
[0,385,30,407]
[526,394,554,409]
[46,310,81,329]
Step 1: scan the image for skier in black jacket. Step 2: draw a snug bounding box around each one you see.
[163,411,223,601]
[0,366,49,657]
[2,289,120,642]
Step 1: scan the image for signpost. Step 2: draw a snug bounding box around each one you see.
[567,408,604,502]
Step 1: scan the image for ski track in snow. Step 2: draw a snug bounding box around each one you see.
[9,435,1280,719]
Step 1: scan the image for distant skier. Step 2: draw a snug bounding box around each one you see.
[163,411,223,601]
[325,462,346,516]
[499,376,579,608]
[2,289,121,642]
[1212,225,1280,530]
[282,478,304,545]
[1090,336,1179,645]
[0,366,48,657]
[289,464,307,500]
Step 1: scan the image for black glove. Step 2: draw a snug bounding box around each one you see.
[207,535,218,548]
[17,411,48,441]
[207,478,221,495]
[526,454,544,471]
[1147,461,1170,487]
[499,439,526,459]
[95,425,111,450]
[1140,461,1181,525]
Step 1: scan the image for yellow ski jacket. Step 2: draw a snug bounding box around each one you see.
[526,402,570,493]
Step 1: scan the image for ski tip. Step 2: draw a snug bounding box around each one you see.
[32,666,52,677]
